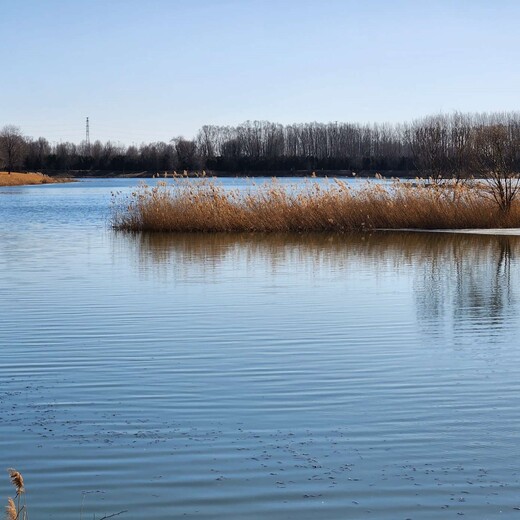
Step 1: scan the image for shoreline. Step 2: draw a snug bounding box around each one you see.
[40,169,419,179]
[444,229,520,235]
[386,228,520,236]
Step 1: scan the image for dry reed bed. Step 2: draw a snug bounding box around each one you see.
[0,171,70,187]
[112,178,520,233]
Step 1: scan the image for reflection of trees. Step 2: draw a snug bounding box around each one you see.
[414,234,518,344]
[455,237,513,322]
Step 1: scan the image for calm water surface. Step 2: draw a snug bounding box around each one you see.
[1,179,520,519]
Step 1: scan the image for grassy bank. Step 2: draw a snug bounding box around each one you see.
[112,177,520,233]
[0,171,71,186]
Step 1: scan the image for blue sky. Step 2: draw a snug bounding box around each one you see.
[1,0,519,144]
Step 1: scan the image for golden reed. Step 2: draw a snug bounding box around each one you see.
[112,177,520,233]
[5,497,17,520]
[5,468,26,520]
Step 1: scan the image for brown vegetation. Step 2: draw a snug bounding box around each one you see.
[0,171,69,187]
[5,469,26,520]
[112,177,520,233]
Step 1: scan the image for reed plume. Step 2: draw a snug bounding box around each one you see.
[6,470,23,497]
[5,470,26,520]
[5,497,16,520]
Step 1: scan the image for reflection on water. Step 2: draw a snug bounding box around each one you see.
[412,234,516,348]
[120,231,520,347]
[122,229,518,271]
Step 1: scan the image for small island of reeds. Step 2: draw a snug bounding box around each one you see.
[112,176,520,233]
[0,171,71,187]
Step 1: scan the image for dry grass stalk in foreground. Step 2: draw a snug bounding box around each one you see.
[112,178,520,233]
[4,470,127,520]
[6,468,26,520]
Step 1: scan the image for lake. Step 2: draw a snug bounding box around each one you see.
[1,178,520,519]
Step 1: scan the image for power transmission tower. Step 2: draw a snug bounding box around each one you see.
[85,117,91,154]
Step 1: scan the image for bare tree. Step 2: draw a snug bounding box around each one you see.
[25,137,50,170]
[447,112,473,183]
[408,116,449,179]
[0,125,25,174]
[173,137,198,171]
[472,123,520,212]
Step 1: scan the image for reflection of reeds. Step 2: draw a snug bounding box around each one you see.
[112,178,520,233]
[120,228,520,274]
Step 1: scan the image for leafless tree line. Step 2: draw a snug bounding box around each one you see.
[2,112,520,205]
[0,129,200,173]
[196,120,412,171]
[0,121,413,174]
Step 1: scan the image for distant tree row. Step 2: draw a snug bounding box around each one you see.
[195,121,413,171]
[1,113,520,181]
[0,132,201,173]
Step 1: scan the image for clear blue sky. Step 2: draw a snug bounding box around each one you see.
[1,0,519,145]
